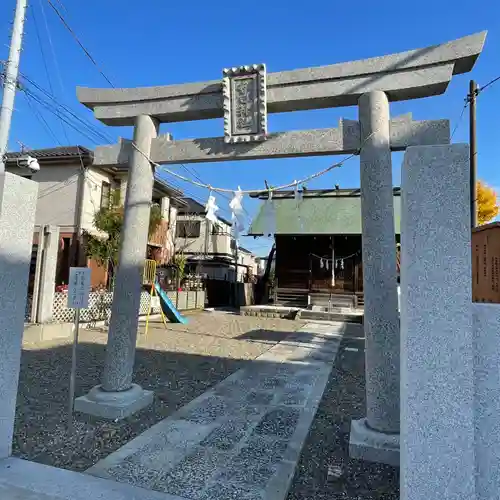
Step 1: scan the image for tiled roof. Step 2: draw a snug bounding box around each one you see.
[153,176,185,204]
[238,246,254,255]
[5,146,188,204]
[249,188,401,235]
[5,146,93,160]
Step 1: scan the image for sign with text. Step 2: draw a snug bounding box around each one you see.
[222,64,267,144]
[67,267,91,309]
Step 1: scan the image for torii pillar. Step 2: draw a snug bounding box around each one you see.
[348,91,400,465]
[74,115,158,419]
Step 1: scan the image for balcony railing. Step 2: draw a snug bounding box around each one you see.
[148,220,169,247]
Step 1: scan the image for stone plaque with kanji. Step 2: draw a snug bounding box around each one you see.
[223,64,267,143]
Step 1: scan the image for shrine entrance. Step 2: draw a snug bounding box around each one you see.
[74,32,485,470]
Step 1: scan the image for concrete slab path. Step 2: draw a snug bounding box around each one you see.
[85,321,350,500]
[0,457,183,500]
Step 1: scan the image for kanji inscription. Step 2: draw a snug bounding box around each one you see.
[223,64,267,143]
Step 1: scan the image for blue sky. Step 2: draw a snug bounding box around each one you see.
[1,0,499,257]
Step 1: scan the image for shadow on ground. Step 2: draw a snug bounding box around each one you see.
[236,328,292,343]
[14,324,398,499]
[286,336,399,500]
[14,328,297,472]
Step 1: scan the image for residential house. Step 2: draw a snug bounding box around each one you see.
[175,197,257,281]
[5,146,186,293]
[256,256,268,276]
[237,247,259,282]
[248,188,401,306]
[175,197,234,280]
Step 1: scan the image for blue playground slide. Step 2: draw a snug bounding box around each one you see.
[154,281,188,324]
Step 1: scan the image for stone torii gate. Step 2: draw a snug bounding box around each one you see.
[73,32,486,466]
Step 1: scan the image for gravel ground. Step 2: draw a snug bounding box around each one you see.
[287,332,399,500]
[14,311,300,472]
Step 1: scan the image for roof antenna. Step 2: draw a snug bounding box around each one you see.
[17,141,30,153]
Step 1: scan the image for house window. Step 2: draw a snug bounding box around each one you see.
[100,181,111,209]
[212,223,224,235]
[176,221,201,238]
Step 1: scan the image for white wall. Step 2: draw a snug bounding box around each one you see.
[240,251,258,278]
[176,215,232,256]
[160,196,170,219]
[165,205,178,264]
[80,167,115,234]
[119,175,128,204]
[7,163,81,230]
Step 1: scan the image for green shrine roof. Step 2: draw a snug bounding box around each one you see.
[248,188,401,235]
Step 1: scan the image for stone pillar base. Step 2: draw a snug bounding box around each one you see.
[349,418,399,467]
[74,384,153,420]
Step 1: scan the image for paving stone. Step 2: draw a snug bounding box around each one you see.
[0,483,59,500]
[179,396,228,425]
[254,408,300,439]
[122,419,215,471]
[292,372,319,386]
[160,446,230,499]
[200,419,252,450]
[213,380,245,399]
[233,435,289,465]
[85,320,343,500]
[199,482,264,500]
[217,461,277,489]
[106,462,167,490]
[276,386,311,407]
[260,376,287,390]
[246,391,275,406]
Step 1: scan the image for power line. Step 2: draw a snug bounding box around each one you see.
[46,0,114,87]
[30,2,54,96]
[478,75,500,94]
[23,91,61,145]
[451,101,468,140]
[22,88,105,144]
[37,0,71,144]
[450,73,499,142]
[16,73,114,145]
[20,74,113,142]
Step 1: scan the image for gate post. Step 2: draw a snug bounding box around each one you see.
[36,225,59,323]
[74,115,158,420]
[400,144,473,500]
[349,91,400,465]
[0,174,38,458]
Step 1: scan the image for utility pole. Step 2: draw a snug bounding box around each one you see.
[0,0,29,174]
[469,79,478,228]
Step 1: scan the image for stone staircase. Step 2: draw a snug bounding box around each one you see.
[275,288,308,308]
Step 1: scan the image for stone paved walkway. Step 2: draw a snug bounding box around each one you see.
[85,322,347,500]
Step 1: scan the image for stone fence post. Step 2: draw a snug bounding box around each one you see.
[400,144,474,500]
[36,225,59,323]
[0,174,38,458]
